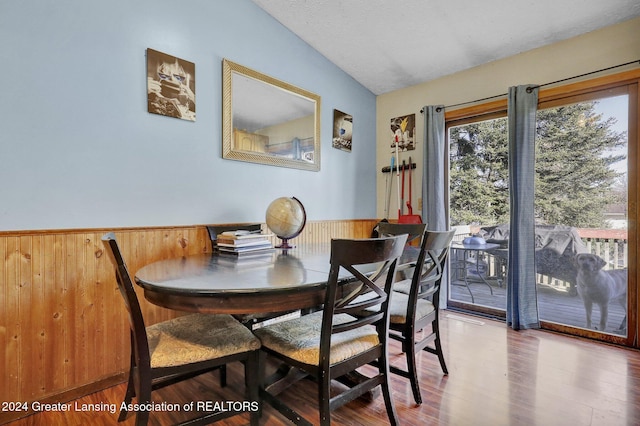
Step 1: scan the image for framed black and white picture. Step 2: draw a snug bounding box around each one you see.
[332,109,352,152]
[146,48,196,121]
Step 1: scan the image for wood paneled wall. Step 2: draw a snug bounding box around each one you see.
[0,219,377,423]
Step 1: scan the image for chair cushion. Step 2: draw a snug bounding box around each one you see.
[355,291,435,325]
[387,292,435,324]
[392,278,412,294]
[147,313,261,368]
[254,311,379,365]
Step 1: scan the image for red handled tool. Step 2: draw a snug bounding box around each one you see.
[398,157,422,224]
[400,160,406,216]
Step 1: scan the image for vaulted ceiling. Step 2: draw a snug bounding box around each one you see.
[252,0,640,95]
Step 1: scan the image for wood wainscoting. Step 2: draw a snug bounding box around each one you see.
[0,219,378,423]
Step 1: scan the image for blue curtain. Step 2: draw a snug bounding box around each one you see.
[422,105,448,304]
[506,85,540,330]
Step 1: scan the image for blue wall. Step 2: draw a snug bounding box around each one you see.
[0,0,377,231]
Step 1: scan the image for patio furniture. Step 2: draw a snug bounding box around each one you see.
[478,224,588,295]
[450,242,501,303]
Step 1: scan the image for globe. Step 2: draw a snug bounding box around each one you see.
[265,197,307,249]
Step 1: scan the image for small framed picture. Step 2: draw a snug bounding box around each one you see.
[332,109,352,152]
[390,114,415,151]
[146,48,196,121]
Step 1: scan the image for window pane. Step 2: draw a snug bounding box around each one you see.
[535,95,628,336]
[448,117,508,311]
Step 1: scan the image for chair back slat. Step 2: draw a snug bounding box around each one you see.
[377,222,426,246]
[321,236,407,346]
[413,229,455,307]
[376,225,455,306]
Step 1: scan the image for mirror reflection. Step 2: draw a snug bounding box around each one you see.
[222,59,321,171]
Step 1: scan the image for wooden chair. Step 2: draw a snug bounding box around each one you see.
[206,223,262,252]
[254,235,408,426]
[102,232,261,426]
[375,225,456,404]
[377,222,425,247]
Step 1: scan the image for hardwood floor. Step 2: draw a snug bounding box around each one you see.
[6,312,640,426]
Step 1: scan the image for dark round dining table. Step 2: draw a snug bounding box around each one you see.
[135,242,419,315]
[135,243,387,314]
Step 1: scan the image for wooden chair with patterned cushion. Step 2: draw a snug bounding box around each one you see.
[374,225,455,404]
[102,232,261,426]
[254,235,408,426]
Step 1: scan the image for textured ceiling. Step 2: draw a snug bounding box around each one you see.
[252,0,640,95]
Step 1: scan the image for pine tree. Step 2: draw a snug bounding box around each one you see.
[449,101,626,228]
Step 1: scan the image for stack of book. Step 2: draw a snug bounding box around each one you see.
[215,230,274,256]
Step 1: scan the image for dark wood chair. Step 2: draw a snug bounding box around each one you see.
[206,223,263,251]
[374,225,456,404]
[102,232,261,426]
[254,235,408,426]
[376,222,425,243]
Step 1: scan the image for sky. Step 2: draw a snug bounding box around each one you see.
[594,94,628,174]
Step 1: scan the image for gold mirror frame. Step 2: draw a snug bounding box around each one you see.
[222,59,321,171]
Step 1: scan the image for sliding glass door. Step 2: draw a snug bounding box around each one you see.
[446,77,636,345]
[535,88,629,337]
[448,114,509,317]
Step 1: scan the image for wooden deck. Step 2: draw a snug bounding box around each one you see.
[449,275,628,336]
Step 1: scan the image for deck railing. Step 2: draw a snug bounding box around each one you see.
[578,228,628,269]
[455,226,628,293]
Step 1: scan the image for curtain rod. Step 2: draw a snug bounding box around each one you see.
[420,59,640,113]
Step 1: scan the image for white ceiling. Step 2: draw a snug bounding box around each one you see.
[252,0,640,95]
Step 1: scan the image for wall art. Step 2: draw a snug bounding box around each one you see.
[390,113,415,151]
[146,48,196,121]
[332,109,352,152]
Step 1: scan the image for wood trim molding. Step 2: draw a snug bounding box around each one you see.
[538,68,640,103]
[444,68,640,123]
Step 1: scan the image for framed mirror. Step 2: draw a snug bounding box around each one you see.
[222,59,321,171]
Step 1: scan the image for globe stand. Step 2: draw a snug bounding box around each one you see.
[275,238,295,250]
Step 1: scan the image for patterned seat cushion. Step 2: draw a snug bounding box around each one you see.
[147,313,261,368]
[355,291,435,325]
[386,292,435,324]
[253,311,379,365]
[392,278,412,294]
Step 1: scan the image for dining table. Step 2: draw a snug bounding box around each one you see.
[134,242,417,316]
[134,241,419,404]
